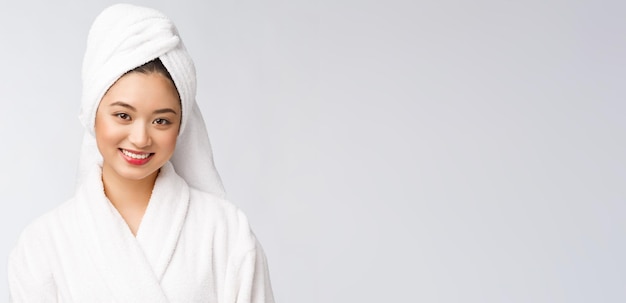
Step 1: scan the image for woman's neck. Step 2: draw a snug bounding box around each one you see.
[101,165,159,235]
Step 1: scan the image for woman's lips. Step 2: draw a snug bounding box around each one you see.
[119,148,154,165]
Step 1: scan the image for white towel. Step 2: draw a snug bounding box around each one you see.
[77,3,225,197]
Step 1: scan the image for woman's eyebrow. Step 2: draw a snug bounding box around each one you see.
[110,101,177,115]
[109,101,136,111]
[153,108,178,115]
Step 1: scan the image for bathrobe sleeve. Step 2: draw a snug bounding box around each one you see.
[8,219,57,303]
[219,207,275,303]
[234,241,274,303]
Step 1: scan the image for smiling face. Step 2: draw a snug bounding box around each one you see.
[95,71,181,184]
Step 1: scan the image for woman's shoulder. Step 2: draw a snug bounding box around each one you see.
[187,188,250,225]
[9,198,78,272]
[12,198,78,246]
[185,188,259,251]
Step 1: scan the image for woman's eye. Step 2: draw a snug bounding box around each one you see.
[115,113,130,120]
[154,118,170,125]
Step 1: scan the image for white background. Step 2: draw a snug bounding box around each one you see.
[1,0,625,302]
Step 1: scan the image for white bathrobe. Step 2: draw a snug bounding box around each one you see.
[8,162,274,302]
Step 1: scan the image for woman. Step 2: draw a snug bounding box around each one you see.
[8,4,274,302]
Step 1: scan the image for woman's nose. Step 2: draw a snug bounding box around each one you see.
[128,123,152,148]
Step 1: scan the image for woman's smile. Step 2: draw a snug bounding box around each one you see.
[119,148,154,165]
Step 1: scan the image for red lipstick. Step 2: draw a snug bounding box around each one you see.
[119,149,153,166]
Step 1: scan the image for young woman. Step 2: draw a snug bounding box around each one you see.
[8,4,274,302]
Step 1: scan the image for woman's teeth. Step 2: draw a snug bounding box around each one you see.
[121,149,151,159]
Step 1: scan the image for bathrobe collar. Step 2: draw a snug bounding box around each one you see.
[74,162,189,302]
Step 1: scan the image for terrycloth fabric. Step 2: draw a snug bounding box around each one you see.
[9,163,274,302]
[78,3,225,197]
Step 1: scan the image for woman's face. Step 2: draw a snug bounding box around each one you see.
[95,72,181,183]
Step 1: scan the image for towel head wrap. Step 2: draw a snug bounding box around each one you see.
[77,3,225,197]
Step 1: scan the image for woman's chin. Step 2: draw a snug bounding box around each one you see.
[102,161,162,183]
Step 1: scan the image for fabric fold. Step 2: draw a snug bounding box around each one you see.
[136,162,190,281]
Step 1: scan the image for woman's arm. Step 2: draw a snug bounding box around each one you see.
[8,225,57,303]
[236,241,275,303]
[221,241,275,303]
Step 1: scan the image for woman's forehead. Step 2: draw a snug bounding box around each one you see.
[99,72,181,113]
